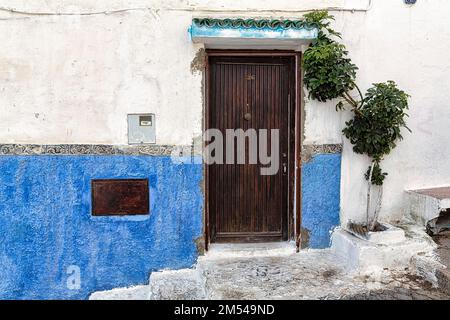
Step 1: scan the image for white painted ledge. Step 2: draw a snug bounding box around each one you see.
[331,226,436,274]
[406,187,450,226]
[89,285,151,300]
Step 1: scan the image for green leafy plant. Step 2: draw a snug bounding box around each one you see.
[303,11,411,231]
[303,42,358,102]
[303,10,342,42]
[343,81,410,185]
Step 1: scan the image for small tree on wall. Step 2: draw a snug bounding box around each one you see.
[303,11,411,233]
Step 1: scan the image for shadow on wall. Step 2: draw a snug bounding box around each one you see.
[301,154,341,249]
[0,156,203,299]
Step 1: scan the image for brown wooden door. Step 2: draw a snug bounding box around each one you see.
[208,55,295,243]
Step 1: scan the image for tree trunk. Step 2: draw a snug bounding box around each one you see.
[370,186,383,231]
[366,160,375,229]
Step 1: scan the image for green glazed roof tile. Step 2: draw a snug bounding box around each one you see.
[192,18,316,30]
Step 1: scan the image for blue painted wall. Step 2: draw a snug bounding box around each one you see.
[0,152,341,299]
[0,156,203,300]
[301,154,341,249]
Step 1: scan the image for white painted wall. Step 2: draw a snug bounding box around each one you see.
[0,0,449,224]
[336,0,450,224]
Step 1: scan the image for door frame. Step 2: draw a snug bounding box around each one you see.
[203,49,302,251]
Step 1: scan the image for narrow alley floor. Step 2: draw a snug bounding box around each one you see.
[198,244,449,300]
[91,242,450,300]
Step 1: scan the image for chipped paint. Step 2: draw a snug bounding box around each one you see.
[301,144,342,164]
[191,48,206,74]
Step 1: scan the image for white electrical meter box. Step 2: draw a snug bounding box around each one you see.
[127,114,156,144]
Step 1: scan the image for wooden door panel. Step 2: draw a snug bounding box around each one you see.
[209,56,293,243]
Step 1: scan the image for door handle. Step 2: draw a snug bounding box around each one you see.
[282,163,287,175]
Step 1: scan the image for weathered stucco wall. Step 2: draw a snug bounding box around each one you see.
[0,155,203,299]
[334,0,450,224]
[0,3,204,145]
[0,0,356,146]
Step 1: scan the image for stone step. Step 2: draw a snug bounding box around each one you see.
[89,285,151,300]
[406,186,450,226]
[89,267,206,300]
[149,268,206,300]
[89,269,206,300]
[205,242,297,259]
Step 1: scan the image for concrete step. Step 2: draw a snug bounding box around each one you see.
[89,267,206,300]
[89,285,151,300]
[149,268,206,300]
[205,242,297,259]
[332,223,437,273]
[406,186,450,226]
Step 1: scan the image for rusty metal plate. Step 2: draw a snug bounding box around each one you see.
[91,179,149,216]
